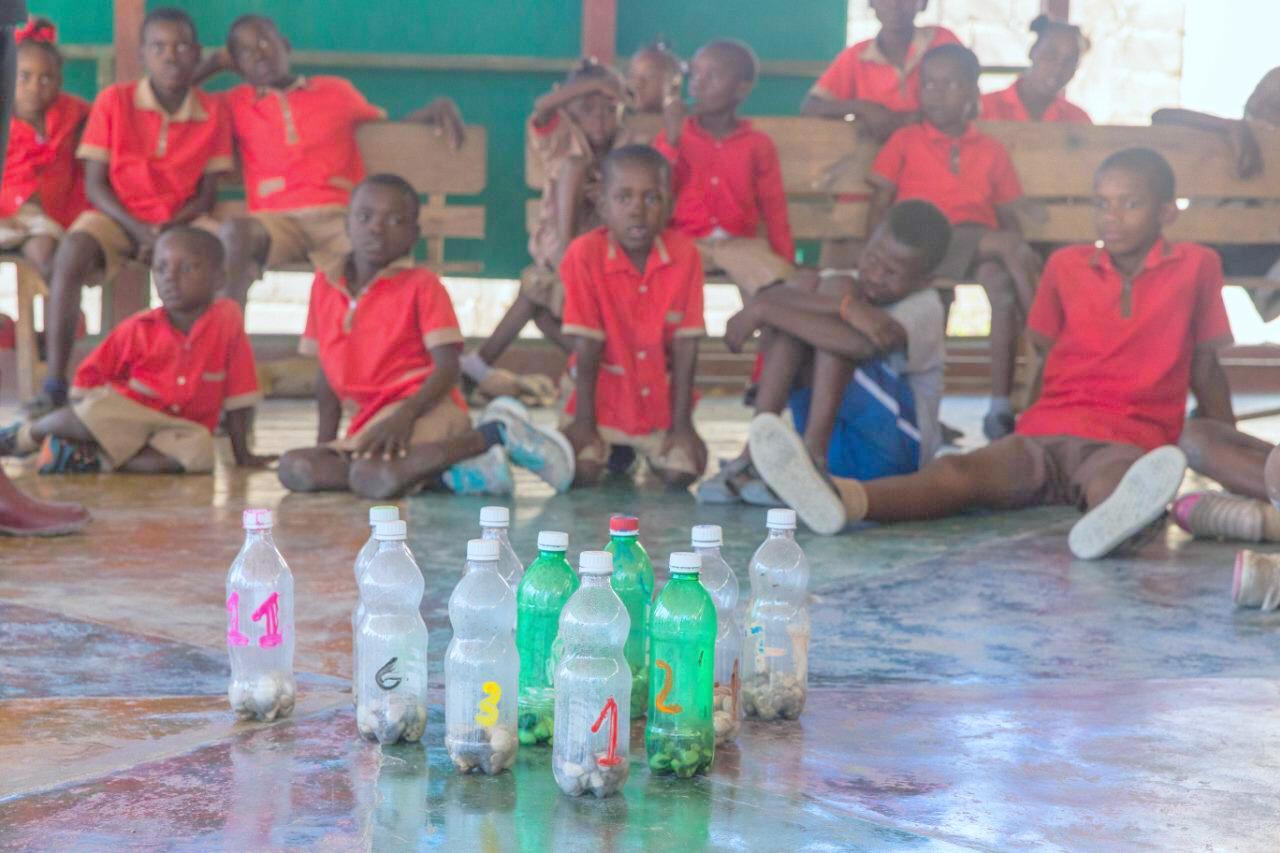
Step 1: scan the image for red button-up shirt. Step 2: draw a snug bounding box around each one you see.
[809,26,961,112]
[980,83,1092,124]
[0,92,90,226]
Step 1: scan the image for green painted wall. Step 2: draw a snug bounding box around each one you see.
[28,1,846,277]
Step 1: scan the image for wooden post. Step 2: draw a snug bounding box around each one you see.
[1041,0,1070,20]
[581,0,616,65]
[113,0,144,82]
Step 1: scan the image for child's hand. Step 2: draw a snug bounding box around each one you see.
[561,418,603,457]
[235,452,278,469]
[409,97,466,150]
[662,78,686,143]
[842,299,907,352]
[661,423,707,477]
[724,306,761,353]
[132,224,161,265]
[354,406,419,461]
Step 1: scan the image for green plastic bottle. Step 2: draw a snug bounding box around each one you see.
[604,514,654,718]
[516,531,578,746]
[645,552,716,778]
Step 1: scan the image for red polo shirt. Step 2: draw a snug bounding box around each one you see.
[870,122,1022,229]
[980,83,1092,124]
[653,117,794,261]
[223,75,385,213]
[298,258,466,437]
[810,26,961,112]
[0,92,91,227]
[77,79,233,225]
[72,299,261,431]
[560,227,705,436]
[1017,240,1231,450]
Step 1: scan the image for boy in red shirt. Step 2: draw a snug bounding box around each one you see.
[0,228,268,473]
[277,175,572,500]
[980,17,1091,125]
[869,43,1040,440]
[559,145,707,488]
[653,39,794,300]
[36,7,233,415]
[195,14,464,307]
[750,148,1232,562]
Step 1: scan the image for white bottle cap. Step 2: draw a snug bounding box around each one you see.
[369,505,399,525]
[374,520,407,541]
[479,506,510,528]
[767,508,797,530]
[579,550,614,575]
[468,538,500,561]
[242,508,273,530]
[538,531,569,552]
[669,552,702,574]
[691,524,722,547]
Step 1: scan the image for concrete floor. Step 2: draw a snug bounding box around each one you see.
[1,395,1278,851]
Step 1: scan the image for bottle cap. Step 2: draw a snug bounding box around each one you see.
[538,531,569,552]
[467,538,500,561]
[691,524,722,547]
[368,505,399,525]
[767,508,797,530]
[609,514,639,535]
[669,552,701,574]
[374,520,407,541]
[579,550,614,575]
[242,508,273,530]
[479,506,510,528]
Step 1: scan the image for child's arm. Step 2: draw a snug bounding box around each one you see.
[225,407,277,467]
[864,183,895,237]
[353,344,461,460]
[403,96,466,149]
[1189,345,1236,425]
[725,285,902,360]
[800,95,915,143]
[192,47,234,87]
[562,336,606,454]
[1153,108,1262,179]
[531,77,621,128]
[660,336,707,475]
[83,160,158,260]
[166,173,221,227]
[315,368,342,445]
[756,139,795,262]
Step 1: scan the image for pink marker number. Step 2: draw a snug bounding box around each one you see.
[225,592,249,646]
[252,592,283,648]
[591,696,623,767]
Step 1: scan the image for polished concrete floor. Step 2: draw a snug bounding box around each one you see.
[1,396,1278,852]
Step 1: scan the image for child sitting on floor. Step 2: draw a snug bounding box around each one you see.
[0,228,268,474]
[459,60,624,395]
[701,200,952,504]
[868,43,1041,441]
[558,145,707,488]
[654,39,794,300]
[277,174,573,500]
[749,149,1231,564]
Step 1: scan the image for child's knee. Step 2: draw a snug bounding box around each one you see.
[347,458,407,500]
[815,272,856,298]
[1177,418,1216,471]
[278,449,325,492]
[572,459,606,488]
[53,233,101,278]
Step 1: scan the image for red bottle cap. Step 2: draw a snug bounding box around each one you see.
[609,514,639,534]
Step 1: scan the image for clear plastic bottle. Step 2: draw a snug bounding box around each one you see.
[516,530,578,746]
[480,506,524,589]
[356,520,429,744]
[693,524,742,745]
[741,509,810,721]
[226,508,296,722]
[445,538,519,774]
[352,505,400,702]
[552,551,631,798]
[604,514,653,718]
[646,552,716,778]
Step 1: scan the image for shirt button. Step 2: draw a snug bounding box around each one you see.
[637,351,647,360]
[710,217,718,224]
[177,376,186,385]
[639,285,648,293]
[640,387,650,397]
[710,176,719,186]
[170,405,180,413]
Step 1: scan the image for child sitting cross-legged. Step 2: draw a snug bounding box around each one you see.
[0,228,269,473]
[749,148,1232,563]
[277,174,573,500]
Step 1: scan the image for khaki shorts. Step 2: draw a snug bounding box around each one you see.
[72,385,215,472]
[519,263,564,317]
[0,202,63,250]
[328,395,472,453]
[255,207,350,270]
[697,236,793,298]
[69,211,220,284]
[993,434,1146,510]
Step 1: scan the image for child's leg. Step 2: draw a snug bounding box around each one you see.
[117,447,184,474]
[278,447,352,493]
[753,329,811,415]
[219,216,272,307]
[28,405,97,444]
[976,258,1019,402]
[803,348,856,468]
[44,231,106,397]
[1179,418,1271,501]
[347,430,490,500]
[475,293,537,366]
[20,234,58,282]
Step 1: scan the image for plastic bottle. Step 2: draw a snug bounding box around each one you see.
[693,524,742,745]
[226,508,296,722]
[480,506,524,589]
[516,530,579,746]
[741,509,810,721]
[445,538,519,774]
[646,552,716,777]
[604,514,653,718]
[352,505,400,701]
[355,520,429,744]
[552,551,631,798]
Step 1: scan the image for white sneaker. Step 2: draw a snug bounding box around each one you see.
[480,396,575,493]
[748,413,848,535]
[443,444,514,496]
[1068,445,1186,560]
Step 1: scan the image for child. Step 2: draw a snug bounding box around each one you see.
[197,14,465,307]
[626,40,683,116]
[460,60,623,390]
[980,16,1091,124]
[35,7,233,416]
[276,174,573,500]
[653,39,794,300]
[0,228,267,473]
[558,145,707,488]
[802,0,959,141]
[701,200,952,504]
[868,44,1040,440]
[749,149,1232,565]
[0,17,90,279]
